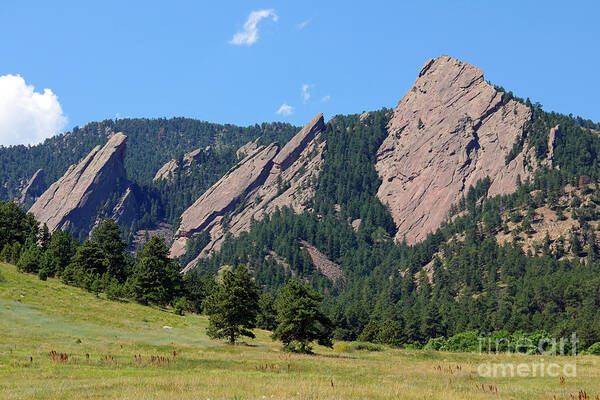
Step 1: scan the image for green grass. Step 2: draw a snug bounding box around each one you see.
[1,262,600,399]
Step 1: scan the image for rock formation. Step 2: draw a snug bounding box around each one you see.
[376,55,549,244]
[236,138,260,159]
[19,169,46,206]
[30,133,136,235]
[171,113,326,272]
[153,146,211,182]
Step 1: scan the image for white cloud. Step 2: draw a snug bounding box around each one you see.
[297,19,311,30]
[229,9,278,46]
[0,74,67,146]
[276,103,294,116]
[301,84,311,103]
[321,95,331,102]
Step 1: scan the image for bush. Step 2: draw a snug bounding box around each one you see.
[106,278,124,301]
[17,245,42,273]
[173,297,189,316]
[0,270,5,282]
[0,244,11,263]
[347,342,383,352]
[38,268,49,281]
[376,319,404,347]
[442,330,480,352]
[358,320,381,343]
[423,337,447,351]
[587,342,600,355]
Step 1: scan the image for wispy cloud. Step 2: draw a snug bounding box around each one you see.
[297,19,311,30]
[321,95,331,102]
[276,103,294,116]
[301,84,312,103]
[229,9,278,46]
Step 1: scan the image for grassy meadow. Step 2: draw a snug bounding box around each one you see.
[1,262,600,399]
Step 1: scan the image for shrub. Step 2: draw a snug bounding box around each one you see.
[587,342,600,355]
[106,279,124,301]
[347,342,383,352]
[358,320,381,343]
[423,337,447,351]
[173,297,189,316]
[376,319,403,347]
[17,245,42,273]
[0,270,4,282]
[38,268,49,281]
[0,244,11,263]
[442,330,480,352]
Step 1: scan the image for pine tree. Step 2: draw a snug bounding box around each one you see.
[256,293,277,331]
[38,224,51,250]
[204,264,260,344]
[16,244,42,273]
[358,320,381,343]
[271,280,334,353]
[45,230,77,276]
[130,236,182,306]
[91,219,128,281]
[62,240,107,289]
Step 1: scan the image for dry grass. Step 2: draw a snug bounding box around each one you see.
[1,262,600,399]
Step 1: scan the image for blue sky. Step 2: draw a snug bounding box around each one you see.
[1,0,599,145]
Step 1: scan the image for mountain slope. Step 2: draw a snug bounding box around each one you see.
[171,114,326,271]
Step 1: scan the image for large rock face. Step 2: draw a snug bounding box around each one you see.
[376,55,540,244]
[30,133,133,234]
[171,113,326,272]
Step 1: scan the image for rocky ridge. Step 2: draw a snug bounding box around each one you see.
[29,133,137,235]
[375,55,555,244]
[170,113,326,272]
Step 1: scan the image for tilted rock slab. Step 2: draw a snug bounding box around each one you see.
[30,133,130,233]
[171,113,326,272]
[376,55,541,244]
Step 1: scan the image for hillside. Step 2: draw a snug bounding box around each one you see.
[4,55,600,349]
[2,262,600,400]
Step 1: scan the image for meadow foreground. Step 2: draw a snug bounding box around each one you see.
[1,262,599,400]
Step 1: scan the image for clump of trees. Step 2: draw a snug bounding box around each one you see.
[0,204,214,314]
[204,265,333,353]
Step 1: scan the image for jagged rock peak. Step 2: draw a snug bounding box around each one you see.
[376,55,541,244]
[30,133,130,233]
[170,113,327,271]
[273,113,324,170]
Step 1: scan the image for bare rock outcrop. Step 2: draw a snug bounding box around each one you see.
[171,113,326,272]
[19,169,46,206]
[30,133,132,234]
[153,146,211,182]
[376,55,544,244]
[300,241,345,288]
[236,138,260,159]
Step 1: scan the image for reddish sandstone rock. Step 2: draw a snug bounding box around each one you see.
[171,114,326,272]
[30,133,132,233]
[376,55,542,244]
